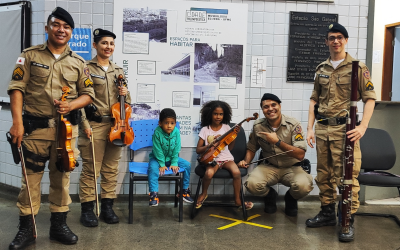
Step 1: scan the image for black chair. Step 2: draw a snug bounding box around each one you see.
[355,128,400,226]
[191,124,248,221]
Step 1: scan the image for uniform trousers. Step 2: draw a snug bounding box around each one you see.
[17,128,78,215]
[315,138,361,214]
[148,158,191,192]
[245,164,313,200]
[78,122,122,203]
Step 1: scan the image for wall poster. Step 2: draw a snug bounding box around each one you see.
[114,0,248,146]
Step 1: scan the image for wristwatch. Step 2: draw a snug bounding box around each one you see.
[275,139,281,147]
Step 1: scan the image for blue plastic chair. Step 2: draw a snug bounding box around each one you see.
[128,119,184,223]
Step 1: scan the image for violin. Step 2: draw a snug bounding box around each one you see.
[56,86,76,172]
[198,113,259,166]
[109,74,134,146]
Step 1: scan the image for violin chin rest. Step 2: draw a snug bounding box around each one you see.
[111,139,125,147]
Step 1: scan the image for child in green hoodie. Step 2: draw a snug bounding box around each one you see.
[148,108,193,206]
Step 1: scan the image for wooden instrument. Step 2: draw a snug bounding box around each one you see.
[340,61,359,234]
[19,146,37,238]
[198,113,259,166]
[56,86,76,172]
[90,128,100,216]
[109,75,134,147]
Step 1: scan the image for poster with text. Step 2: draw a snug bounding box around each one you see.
[114,0,248,146]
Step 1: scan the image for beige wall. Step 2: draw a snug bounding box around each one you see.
[371,0,400,101]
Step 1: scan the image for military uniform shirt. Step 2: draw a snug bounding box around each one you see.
[7,42,95,140]
[247,114,307,168]
[81,56,131,130]
[310,53,377,141]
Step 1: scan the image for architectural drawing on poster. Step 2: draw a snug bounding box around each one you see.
[250,56,267,87]
[161,53,191,82]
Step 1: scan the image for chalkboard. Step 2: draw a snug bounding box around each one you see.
[287,12,338,82]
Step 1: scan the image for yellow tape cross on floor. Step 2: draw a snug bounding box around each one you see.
[209,214,273,230]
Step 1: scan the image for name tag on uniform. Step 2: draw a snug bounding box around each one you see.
[31,62,49,69]
[90,73,105,79]
[319,74,329,78]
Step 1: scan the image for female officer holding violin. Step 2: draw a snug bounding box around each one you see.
[78,28,131,227]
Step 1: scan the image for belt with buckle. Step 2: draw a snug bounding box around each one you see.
[316,114,347,126]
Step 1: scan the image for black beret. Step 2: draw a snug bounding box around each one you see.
[93,28,116,39]
[261,93,281,104]
[49,7,74,29]
[327,22,348,38]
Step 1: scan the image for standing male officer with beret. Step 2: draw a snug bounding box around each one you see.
[8,7,94,249]
[238,93,313,217]
[306,23,376,242]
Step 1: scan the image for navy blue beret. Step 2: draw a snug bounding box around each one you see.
[93,28,116,39]
[327,22,348,38]
[49,7,74,29]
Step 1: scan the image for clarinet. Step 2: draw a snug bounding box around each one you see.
[340,60,359,234]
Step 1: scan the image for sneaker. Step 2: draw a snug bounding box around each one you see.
[177,188,194,203]
[149,192,159,206]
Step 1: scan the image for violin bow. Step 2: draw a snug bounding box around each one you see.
[245,150,293,166]
[90,128,100,217]
[19,146,37,238]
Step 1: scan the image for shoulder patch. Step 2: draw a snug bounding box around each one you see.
[294,124,302,134]
[16,57,25,65]
[84,78,93,88]
[363,70,370,79]
[366,81,374,90]
[84,67,90,78]
[12,67,24,80]
[295,134,304,141]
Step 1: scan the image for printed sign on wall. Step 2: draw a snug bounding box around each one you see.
[46,28,92,60]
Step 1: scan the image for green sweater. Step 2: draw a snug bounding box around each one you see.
[149,126,181,167]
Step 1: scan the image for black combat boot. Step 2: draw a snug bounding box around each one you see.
[100,198,119,224]
[339,214,355,242]
[9,215,35,249]
[80,201,98,227]
[284,191,298,217]
[305,203,337,227]
[49,212,78,245]
[264,187,278,214]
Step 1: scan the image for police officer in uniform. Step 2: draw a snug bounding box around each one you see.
[238,93,313,216]
[305,23,376,242]
[8,7,94,249]
[78,29,131,227]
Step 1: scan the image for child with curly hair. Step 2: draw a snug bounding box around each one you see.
[195,100,253,210]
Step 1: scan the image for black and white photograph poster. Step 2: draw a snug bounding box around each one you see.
[194,43,243,84]
[193,85,216,107]
[123,8,168,43]
[131,103,160,121]
[114,0,247,146]
[161,53,190,82]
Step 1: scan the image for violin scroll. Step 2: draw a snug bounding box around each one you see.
[245,112,259,122]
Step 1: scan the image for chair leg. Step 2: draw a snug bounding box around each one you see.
[179,172,184,222]
[174,174,179,208]
[191,177,202,219]
[129,173,134,224]
[240,180,248,221]
[355,212,400,227]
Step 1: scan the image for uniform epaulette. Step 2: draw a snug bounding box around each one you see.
[315,61,327,70]
[112,61,122,69]
[70,51,85,63]
[358,61,367,69]
[253,118,266,126]
[284,115,299,125]
[23,44,43,52]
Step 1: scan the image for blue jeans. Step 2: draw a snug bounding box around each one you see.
[148,157,191,192]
